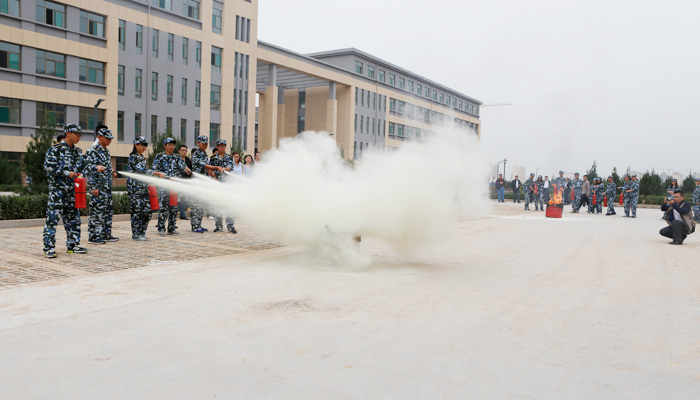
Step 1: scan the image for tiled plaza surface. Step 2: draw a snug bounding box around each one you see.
[0,217,282,289]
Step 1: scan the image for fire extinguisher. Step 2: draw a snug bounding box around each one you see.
[592,193,596,205]
[604,196,608,207]
[74,174,87,209]
[148,185,159,210]
[169,191,178,206]
[571,190,575,201]
[619,193,624,205]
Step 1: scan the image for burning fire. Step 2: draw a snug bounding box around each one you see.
[549,184,563,205]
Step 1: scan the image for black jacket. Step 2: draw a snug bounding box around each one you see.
[511,179,521,190]
[662,200,695,233]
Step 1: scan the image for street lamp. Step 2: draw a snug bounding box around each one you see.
[496,160,504,181]
[503,158,508,178]
[536,167,540,177]
[94,99,105,132]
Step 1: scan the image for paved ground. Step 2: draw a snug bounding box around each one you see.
[1,202,699,399]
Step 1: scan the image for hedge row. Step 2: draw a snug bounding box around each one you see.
[0,193,132,220]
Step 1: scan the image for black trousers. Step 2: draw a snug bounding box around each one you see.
[513,190,520,203]
[659,220,690,243]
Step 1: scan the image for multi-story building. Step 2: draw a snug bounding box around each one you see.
[0,0,480,177]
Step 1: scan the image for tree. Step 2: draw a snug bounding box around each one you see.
[611,167,622,187]
[585,161,598,180]
[0,153,21,185]
[640,170,663,196]
[147,127,172,167]
[681,172,697,193]
[21,116,57,191]
[229,136,245,159]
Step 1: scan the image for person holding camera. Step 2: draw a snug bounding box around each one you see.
[660,191,695,245]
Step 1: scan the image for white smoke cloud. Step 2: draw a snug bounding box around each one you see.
[123,125,490,266]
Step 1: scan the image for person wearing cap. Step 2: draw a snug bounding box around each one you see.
[620,175,631,216]
[553,171,566,191]
[692,177,700,223]
[42,123,89,258]
[534,175,544,211]
[570,172,583,213]
[189,135,224,233]
[153,137,191,234]
[591,177,605,214]
[84,125,119,244]
[625,174,640,218]
[209,139,237,233]
[605,176,617,215]
[128,137,165,240]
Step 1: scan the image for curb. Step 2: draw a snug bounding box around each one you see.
[0,212,160,229]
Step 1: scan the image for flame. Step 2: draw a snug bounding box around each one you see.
[549,184,563,205]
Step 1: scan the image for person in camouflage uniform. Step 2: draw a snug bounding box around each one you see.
[189,135,224,233]
[127,137,165,240]
[553,171,566,206]
[692,177,700,223]
[625,174,640,218]
[592,177,605,214]
[209,139,237,232]
[570,173,583,213]
[523,173,535,210]
[84,125,118,244]
[605,176,617,215]
[535,175,544,211]
[42,124,89,258]
[153,137,191,234]
[620,175,631,216]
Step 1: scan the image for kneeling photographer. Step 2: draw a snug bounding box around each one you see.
[660,191,695,245]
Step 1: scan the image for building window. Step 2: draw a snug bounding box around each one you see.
[367,65,375,79]
[1,0,20,16]
[211,46,222,73]
[118,20,126,50]
[166,116,172,133]
[417,84,422,96]
[212,8,222,34]
[388,122,394,135]
[134,113,142,135]
[118,65,124,95]
[183,0,199,20]
[459,100,463,110]
[136,25,143,54]
[194,81,200,107]
[360,115,363,133]
[0,42,21,71]
[181,78,187,105]
[166,75,173,103]
[80,10,105,38]
[297,116,305,133]
[195,41,201,67]
[135,68,142,98]
[432,90,437,100]
[408,81,414,92]
[167,33,174,61]
[210,84,221,111]
[440,93,444,103]
[355,61,363,74]
[378,70,385,83]
[79,59,105,84]
[36,0,65,28]
[389,74,395,86]
[399,77,405,89]
[182,37,188,65]
[117,111,124,141]
[180,119,186,142]
[151,72,158,100]
[155,0,171,11]
[453,98,457,107]
[194,120,200,137]
[360,89,364,107]
[354,114,357,132]
[79,107,104,131]
[150,115,157,136]
[209,122,219,142]
[152,29,159,58]
[35,49,65,77]
[35,102,65,126]
[389,98,395,111]
[299,90,306,109]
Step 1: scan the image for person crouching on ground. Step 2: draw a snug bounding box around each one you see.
[127,137,165,240]
[153,137,191,235]
[85,125,119,245]
[660,191,695,245]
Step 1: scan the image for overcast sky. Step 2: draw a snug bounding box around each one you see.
[258,0,700,178]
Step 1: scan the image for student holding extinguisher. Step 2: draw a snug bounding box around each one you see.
[42,124,89,258]
[153,137,191,235]
[127,136,165,241]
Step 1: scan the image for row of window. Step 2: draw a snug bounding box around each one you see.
[355,59,479,116]
[354,114,386,137]
[152,0,202,22]
[354,88,386,112]
[1,0,107,39]
[353,141,384,159]
[388,122,430,141]
[235,15,252,43]
[0,97,105,131]
[1,41,105,84]
[119,21,204,68]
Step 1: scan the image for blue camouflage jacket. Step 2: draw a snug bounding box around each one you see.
[84,143,113,191]
[153,153,189,178]
[127,153,156,192]
[44,141,85,191]
[209,153,233,179]
[191,149,209,175]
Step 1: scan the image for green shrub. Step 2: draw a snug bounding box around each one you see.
[0,192,132,220]
[640,195,665,205]
[0,184,25,193]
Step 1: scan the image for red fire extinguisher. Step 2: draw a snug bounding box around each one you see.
[169,191,178,206]
[619,193,623,205]
[74,174,87,209]
[148,185,159,210]
[592,193,596,205]
[604,196,608,207]
[571,190,575,201]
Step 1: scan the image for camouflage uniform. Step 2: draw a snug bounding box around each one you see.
[209,152,236,230]
[693,183,700,223]
[189,145,210,231]
[153,144,189,233]
[553,174,566,205]
[535,178,544,211]
[85,141,114,242]
[570,177,583,212]
[621,178,631,216]
[42,138,85,252]
[605,180,617,215]
[127,139,157,239]
[594,180,605,214]
[523,175,534,210]
[629,178,640,217]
